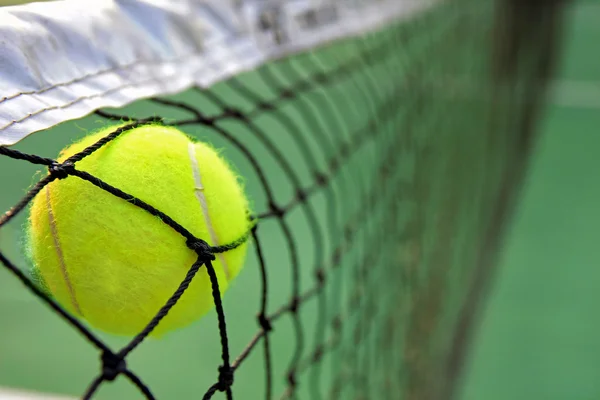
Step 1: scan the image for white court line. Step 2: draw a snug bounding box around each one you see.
[0,388,76,400]
[550,79,600,110]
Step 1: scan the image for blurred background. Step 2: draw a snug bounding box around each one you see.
[461,1,600,398]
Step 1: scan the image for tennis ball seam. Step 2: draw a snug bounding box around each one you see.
[45,185,83,316]
[187,142,231,281]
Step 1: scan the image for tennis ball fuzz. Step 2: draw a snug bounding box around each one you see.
[27,124,250,337]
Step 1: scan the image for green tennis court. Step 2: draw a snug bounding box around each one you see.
[461,2,600,398]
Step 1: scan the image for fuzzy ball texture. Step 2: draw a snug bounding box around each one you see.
[27,124,250,336]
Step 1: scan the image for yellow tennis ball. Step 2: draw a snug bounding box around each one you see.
[27,124,250,337]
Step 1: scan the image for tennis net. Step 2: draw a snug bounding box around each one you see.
[0,0,567,399]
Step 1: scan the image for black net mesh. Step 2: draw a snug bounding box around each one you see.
[0,0,567,399]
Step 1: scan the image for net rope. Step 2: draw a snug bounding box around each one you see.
[0,0,566,399]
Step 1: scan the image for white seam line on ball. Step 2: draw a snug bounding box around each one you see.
[46,186,83,315]
[188,143,230,280]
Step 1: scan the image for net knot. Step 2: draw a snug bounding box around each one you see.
[258,102,275,111]
[295,80,311,92]
[223,107,245,120]
[296,189,307,202]
[329,158,339,171]
[314,72,328,84]
[186,238,215,261]
[289,296,299,314]
[344,226,353,241]
[49,161,74,180]
[314,173,327,187]
[332,315,342,331]
[315,268,326,285]
[101,351,126,381]
[312,345,324,362]
[197,115,215,126]
[280,89,295,99]
[257,313,272,332]
[268,202,284,218]
[286,370,297,387]
[340,142,350,158]
[216,365,234,392]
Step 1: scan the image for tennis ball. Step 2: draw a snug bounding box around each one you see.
[27,124,250,337]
